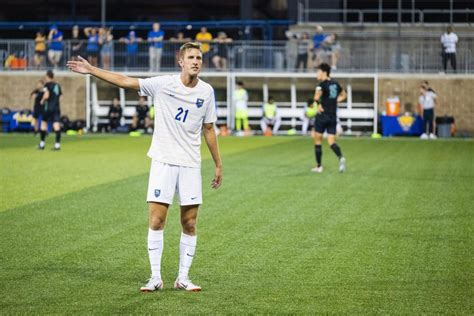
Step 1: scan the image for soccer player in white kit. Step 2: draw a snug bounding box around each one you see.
[67,42,223,292]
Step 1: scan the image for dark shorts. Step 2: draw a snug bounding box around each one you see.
[33,106,43,119]
[33,111,42,119]
[315,113,337,135]
[43,111,61,123]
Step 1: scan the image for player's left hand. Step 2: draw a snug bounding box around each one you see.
[317,105,325,113]
[211,165,222,189]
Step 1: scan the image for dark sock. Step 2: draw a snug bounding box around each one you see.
[40,131,46,142]
[55,131,61,143]
[315,145,322,167]
[330,143,343,159]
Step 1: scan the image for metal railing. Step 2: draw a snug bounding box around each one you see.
[298,2,474,24]
[0,39,472,73]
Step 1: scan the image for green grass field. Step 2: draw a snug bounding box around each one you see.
[0,134,472,314]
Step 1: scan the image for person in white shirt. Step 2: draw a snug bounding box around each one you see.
[441,26,458,73]
[66,42,223,292]
[418,84,439,139]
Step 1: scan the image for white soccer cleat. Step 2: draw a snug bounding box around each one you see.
[174,277,201,292]
[140,277,164,292]
[311,166,323,173]
[339,157,346,173]
[429,133,437,139]
[420,133,428,139]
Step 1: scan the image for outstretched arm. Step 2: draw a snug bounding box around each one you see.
[66,56,139,90]
[203,123,223,189]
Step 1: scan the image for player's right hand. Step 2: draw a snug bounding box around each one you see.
[211,165,222,189]
[317,105,325,113]
[66,56,92,74]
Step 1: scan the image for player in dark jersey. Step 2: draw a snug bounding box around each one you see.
[312,63,347,173]
[38,70,62,150]
[131,96,152,132]
[30,79,44,135]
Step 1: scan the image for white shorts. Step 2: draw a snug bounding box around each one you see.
[147,160,202,206]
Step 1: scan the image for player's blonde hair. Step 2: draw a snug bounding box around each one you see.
[178,42,202,59]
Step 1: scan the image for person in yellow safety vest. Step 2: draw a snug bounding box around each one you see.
[260,96,281,135]
[233,81,250,135]
[301,98,318,135]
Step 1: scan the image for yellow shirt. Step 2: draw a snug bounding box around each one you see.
[195,32,213,53]
[35,35,46,52]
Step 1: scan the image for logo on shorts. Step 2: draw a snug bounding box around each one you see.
[154,189,161,198]
[196,98,204,108]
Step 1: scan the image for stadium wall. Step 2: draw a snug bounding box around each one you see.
[378,74,474,134]
[0,72,86,121]
[0,72,473,134]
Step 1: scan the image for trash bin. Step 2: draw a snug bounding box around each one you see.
[436,116,455,138]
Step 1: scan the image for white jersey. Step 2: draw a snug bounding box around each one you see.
[419,91,437,110]
[441,33,458,53]
[139,74,217,168]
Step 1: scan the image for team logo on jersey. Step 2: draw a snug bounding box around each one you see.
[154,189,161,198]
[196,98,204,108]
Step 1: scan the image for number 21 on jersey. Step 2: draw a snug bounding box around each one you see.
[175,107,189,123]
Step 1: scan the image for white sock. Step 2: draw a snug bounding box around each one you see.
[178,233,197,280]
[147,228,164,280]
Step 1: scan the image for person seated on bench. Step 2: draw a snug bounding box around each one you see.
[301,98,318,136]
[131,96,152,133]
[108,97,122,132]
[260,96,281,135]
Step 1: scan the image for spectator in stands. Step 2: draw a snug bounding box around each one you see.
[84,27,100,67]
[212,32,232,70]
[170,31,192,67]
[132,96,152,132]
[195,27,213,66]
[301,98,318,135]
[260,96,281,135]
[108,97,122,132]
[33,30,46,69]
[295,32,310,71]
[312,25,326,68]
[170,31,191,43]
[285,30,298,71]
[70,25,84,61]
[322,33,341,70]
[99,27,113,70]
[120,31,142,69]
[418,84,439,140]
[47,25,64,69]
[441,26,458,73]
[147,23,164,72]
[233,81,250,136]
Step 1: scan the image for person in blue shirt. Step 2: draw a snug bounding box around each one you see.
[312,25,326,68]
[84,27,100,67]
[120,31,142,69]
[147,23,164,72]
[47,25,63,68]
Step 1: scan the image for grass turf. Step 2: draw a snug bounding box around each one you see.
[0,134,472,314]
